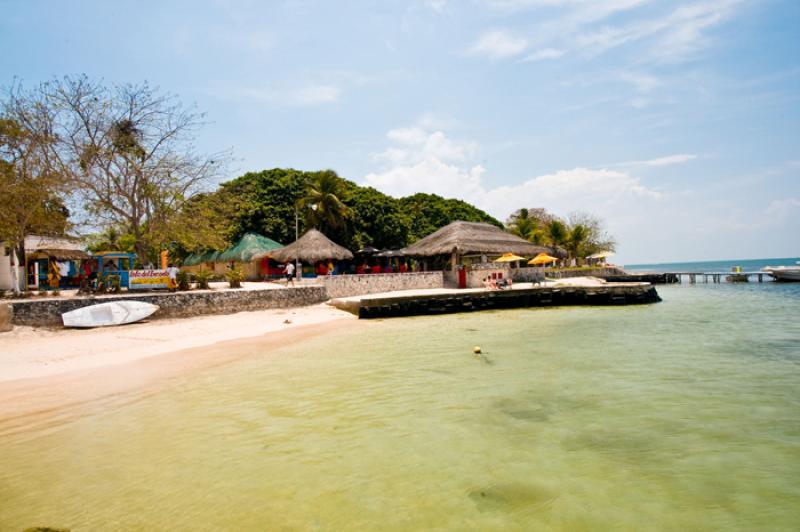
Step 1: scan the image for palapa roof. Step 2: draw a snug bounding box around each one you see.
[259,229,353,263]
[218,232,283,262]
[402,221,557,258]
[29,248,90,260]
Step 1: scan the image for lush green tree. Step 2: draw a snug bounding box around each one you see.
[399,193,502,243]
[345,185,410,250]
[216,168,307,245]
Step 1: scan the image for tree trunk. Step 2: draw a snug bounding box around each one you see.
[8,239,22,296]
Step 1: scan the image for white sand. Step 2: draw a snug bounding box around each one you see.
[0,303,355,383]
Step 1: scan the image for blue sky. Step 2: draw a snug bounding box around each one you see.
[2,0,798,263]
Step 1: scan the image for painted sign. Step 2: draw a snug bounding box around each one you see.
[129,269,170,290]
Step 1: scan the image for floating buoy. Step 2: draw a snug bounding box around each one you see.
[473,346,482,354]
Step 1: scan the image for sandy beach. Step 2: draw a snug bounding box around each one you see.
[0,302,354,383]
[0,304,358,432]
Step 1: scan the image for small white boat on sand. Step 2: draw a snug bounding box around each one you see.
[62,301,160,328]
[763,264,800,282]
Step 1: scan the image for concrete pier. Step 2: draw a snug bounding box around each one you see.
[330,282,661,319]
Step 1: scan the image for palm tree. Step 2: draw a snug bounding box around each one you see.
[546,219,568,248]
[567,224,589,261]
[506,208,536,241]
[297,170,349,233]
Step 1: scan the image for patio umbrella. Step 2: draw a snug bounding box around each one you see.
[493,253,527,263]
[587,251,614,260]
[528,252,558,266]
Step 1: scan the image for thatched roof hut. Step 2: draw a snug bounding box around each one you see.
[257,229,353,263]
[217,232,283,263]
[402,221,558,258]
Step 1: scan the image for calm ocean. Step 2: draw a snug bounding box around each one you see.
[1,283,799,530]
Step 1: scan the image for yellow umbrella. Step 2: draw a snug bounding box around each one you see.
[528,252,558,266]
[494,253,527,263]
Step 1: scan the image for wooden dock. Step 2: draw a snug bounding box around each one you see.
[669,272,768,283]
[330,283,661,319]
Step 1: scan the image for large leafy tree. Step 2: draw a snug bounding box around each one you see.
[4,76,228,263]
[0,119,70,293]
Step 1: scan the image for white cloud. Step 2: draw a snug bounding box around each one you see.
[363,124,660,222]
[520,48,566,62]
[766,197,800,219]
[481,167,661,220]
[469,29,528,58]
[641,154,697,166]
[478,0,744,64]
[609,153,698,167]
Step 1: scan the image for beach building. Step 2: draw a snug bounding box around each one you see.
[401,221,560,288]
[0,234,89,292]
[257,229,353,278]
[183,232,283,281]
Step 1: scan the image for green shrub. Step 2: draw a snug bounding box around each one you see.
[176,270,191,291]
[194,269,213,290]
[226,267,244,288]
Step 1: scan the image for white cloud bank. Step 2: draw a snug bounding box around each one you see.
[363,123,660,222]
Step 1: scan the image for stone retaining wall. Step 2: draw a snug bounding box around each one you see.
[322,272,444,298]
[0,303,11,332]
[8,286,327,327]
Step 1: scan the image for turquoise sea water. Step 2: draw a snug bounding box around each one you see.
[1,284,799,530]
[626,257,800,273]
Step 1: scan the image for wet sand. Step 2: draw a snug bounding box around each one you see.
[0,304,358,435]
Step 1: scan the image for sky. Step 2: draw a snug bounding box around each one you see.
[1,0,798,264]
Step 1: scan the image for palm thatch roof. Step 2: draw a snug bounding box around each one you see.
[30,248,90,260]
[258,229,353,263]
[218,232,283,263]
[402,221,559,258]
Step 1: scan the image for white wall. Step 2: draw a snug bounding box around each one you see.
[0,246,23,291]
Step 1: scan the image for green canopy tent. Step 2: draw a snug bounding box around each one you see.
[183,250,222,266]
[218,232,283,263]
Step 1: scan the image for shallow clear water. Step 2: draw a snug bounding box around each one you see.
[1,284,799,530]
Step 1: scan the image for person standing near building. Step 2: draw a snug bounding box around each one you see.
[284,262,295,287]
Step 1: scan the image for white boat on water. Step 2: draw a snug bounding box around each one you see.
[62,301,160,328]
[763,263,800,282]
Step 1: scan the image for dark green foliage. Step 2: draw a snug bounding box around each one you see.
[399,193,503,243]
[176,270,191,291]
[195,169,502,252]
[217,168,307,244]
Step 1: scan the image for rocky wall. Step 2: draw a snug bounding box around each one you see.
[8,286,328,327]
[322,272,444,298]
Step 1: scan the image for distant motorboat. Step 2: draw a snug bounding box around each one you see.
[763,264,800,282]
[62,300,160,328]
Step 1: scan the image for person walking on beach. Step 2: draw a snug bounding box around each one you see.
[284,262,295,287]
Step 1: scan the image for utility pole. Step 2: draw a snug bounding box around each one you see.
[294,207,301,282]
